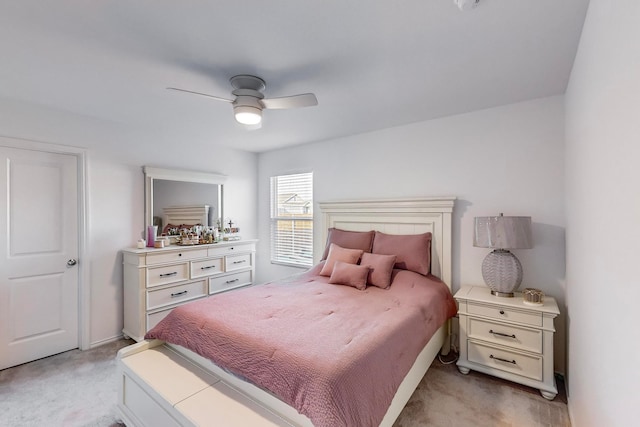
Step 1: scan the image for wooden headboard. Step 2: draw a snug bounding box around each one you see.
[317,197,456,288]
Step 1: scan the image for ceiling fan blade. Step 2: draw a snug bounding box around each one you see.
[166,87,233,103]
[261,93,318,110]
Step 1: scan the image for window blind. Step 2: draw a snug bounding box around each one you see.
[270,172,313,267]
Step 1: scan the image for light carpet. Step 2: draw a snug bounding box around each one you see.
[0,339,570,426]
[0,339,133,427]
[394,354,570,427]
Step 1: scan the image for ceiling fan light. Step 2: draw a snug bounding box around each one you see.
[455,0,480,11]
[234,105,262,125]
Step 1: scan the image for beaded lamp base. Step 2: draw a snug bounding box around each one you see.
[481,249,523,297]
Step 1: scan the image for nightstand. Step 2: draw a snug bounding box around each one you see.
[454,286,560,400]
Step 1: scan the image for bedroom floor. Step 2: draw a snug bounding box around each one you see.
[0,339,570,427]
[394,353,570,427]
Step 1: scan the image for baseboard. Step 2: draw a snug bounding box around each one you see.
[89,334,126,349]
[566,395,576,426]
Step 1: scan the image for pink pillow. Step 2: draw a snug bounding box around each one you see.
[319,243,364,276]
[321,228,375,260]
[372,231,432,276]
[328,261,370,290]
[360,252,397,289]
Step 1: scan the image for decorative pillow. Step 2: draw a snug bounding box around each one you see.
[360,252,397,289]
[328,261,370,291]
[321,228,375,261]
[371,231,432,276]
[319,243,364,276]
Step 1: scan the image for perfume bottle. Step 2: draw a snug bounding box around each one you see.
[146,226,158,247]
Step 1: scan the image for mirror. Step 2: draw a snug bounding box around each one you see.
[143,166,226,237]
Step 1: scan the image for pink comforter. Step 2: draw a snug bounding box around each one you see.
[145,264,457,427]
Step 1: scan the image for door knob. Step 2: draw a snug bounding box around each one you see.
[67,259,78,266]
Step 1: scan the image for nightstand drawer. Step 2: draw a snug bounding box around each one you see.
[191,258,223,279]
[147,263,189,288]
[468,302,542,327]
[468,341,542,381]
[468,317,542,353]
[147,280,207,310]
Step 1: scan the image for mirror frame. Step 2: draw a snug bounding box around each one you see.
[143,166,227,233]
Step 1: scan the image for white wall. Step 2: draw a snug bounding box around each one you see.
[565,0,640,425]
[257,96,567,372]
[0,99,258,347]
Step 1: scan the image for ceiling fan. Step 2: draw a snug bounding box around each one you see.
[167,75,318,126]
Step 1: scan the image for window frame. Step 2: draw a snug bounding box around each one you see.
[269,172,314,268]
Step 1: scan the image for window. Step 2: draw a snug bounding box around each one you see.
[270,172,313,267]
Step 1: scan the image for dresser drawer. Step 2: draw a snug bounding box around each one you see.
[146,248,208,265]
[147,280,207,310]
[208,243,254,258]
[467,302,542,327]
[468,317,542,354]
[147,307,173,331]
[147,263,189,288]
[468,340,542,381]
[225,254,252,272]
[191,258,224,279]
[209,270,252,294]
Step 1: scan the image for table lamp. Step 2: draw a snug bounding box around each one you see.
[474,214,533,297]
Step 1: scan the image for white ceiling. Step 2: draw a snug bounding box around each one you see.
[0,0,589,153]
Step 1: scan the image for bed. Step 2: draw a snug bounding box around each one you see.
[116,197,456,427]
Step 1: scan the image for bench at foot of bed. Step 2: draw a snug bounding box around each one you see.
[116,340,296,427]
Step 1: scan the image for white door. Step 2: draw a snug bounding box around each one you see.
[0,147,79,370]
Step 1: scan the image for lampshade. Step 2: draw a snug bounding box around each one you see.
[234,105,262,125]
[474,215,533,249]
[474,214,533,297]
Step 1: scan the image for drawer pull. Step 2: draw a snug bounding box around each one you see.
[201,265,217,270]
[489,329,516,339]
[232,260,246,264]
[499,310,505,315]
[226,278,239,284]
[170,290,188,297]
[490,354,516,364]
[159,272,178,277]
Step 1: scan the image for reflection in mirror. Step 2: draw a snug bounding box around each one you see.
[152,180,220,231]
[143,166,226,237]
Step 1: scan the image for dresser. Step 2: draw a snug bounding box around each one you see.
[122,240,256,342]
[455,286,560,400]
